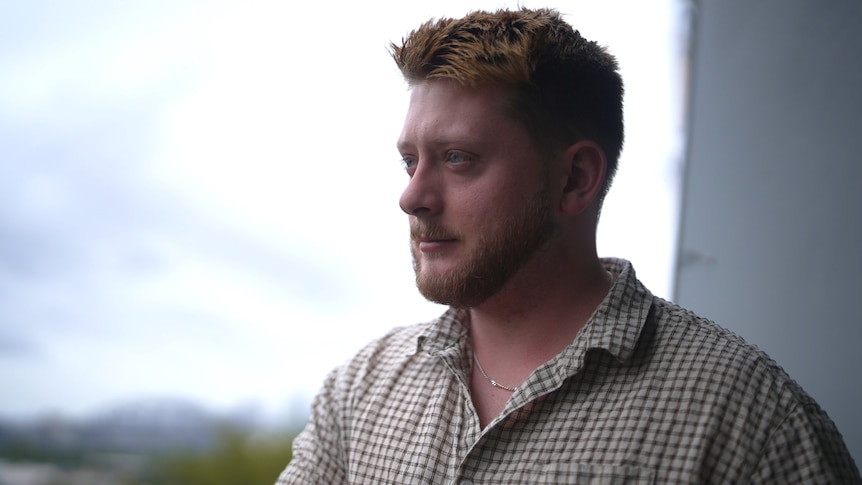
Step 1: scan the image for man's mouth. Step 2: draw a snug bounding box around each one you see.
[410,221,460,253]
[415,235,457,243]
[416,238,457,252]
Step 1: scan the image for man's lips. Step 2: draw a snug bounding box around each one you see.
[410,221,459,253]
[415,237,457,252]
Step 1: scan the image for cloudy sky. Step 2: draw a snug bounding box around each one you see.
[0,0,685,422]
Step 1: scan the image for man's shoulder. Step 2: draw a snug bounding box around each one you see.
[650,297,774,369]
[351,320,434,363]
[640,298,860,481]
[646,297,813,407]
[328,315,448,388]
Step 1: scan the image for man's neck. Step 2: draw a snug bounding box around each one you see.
[465,249,612,428]
[468,251,613,382]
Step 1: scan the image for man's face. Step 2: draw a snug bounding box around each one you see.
[397,80,556,308]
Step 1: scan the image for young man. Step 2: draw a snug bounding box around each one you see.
[278,8,860,483]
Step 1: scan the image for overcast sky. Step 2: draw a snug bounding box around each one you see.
[0,0,685,422]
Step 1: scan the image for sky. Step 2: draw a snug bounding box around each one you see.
[0,0,686,423]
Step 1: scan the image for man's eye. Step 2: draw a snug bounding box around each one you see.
[447,151,469,165]
[401,157,417,171]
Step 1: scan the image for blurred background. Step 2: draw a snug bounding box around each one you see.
[1,0,859,483]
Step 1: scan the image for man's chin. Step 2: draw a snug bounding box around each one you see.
[416,271,461,306]
[414,256,462,279]
[415,272,494,309]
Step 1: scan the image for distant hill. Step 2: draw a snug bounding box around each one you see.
[0,397,242,456]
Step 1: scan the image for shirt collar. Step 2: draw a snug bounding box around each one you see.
[416,307,469,355]
[571,257,653,364]
[415,258,653,363]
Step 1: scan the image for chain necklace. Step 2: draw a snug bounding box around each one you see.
[473,353,518,392]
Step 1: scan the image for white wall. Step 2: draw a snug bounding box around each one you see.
[676,0,862,465]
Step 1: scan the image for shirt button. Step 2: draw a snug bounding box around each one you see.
[461,480,474,485]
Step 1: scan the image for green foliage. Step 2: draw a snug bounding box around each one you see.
[152,426,293,485]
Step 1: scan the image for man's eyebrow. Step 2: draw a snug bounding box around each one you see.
[396,138,469,153]
[396,140,412,152]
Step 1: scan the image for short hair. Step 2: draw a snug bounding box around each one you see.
[391,8,624,205]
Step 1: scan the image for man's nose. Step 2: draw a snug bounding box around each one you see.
[399,161,442,216]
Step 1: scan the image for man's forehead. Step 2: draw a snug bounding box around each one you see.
[407,80,511,119]
[398,81,514,140]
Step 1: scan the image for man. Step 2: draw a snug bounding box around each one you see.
[278,8,860,483]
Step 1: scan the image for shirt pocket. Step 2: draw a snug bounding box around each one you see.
[530,462,656,485]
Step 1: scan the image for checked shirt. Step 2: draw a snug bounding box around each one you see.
[277,258,860,484]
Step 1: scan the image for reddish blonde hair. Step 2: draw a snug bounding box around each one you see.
[391,8,624,203]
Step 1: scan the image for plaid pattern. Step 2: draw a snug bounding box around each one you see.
[277,258,860,484]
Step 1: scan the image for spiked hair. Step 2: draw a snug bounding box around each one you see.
[391,8,624,205]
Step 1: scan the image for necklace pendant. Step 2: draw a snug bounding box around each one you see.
[474,353,518,392]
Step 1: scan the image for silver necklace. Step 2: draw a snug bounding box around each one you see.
[473,353,518,392]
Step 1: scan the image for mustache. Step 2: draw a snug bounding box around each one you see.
[410,221,459,240]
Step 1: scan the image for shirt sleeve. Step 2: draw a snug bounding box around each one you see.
[749,400,861,483]
[275,370,348,484]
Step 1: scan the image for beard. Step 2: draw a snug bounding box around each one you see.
[410,187,555,308]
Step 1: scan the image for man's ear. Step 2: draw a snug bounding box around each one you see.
[559,140,607,216]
